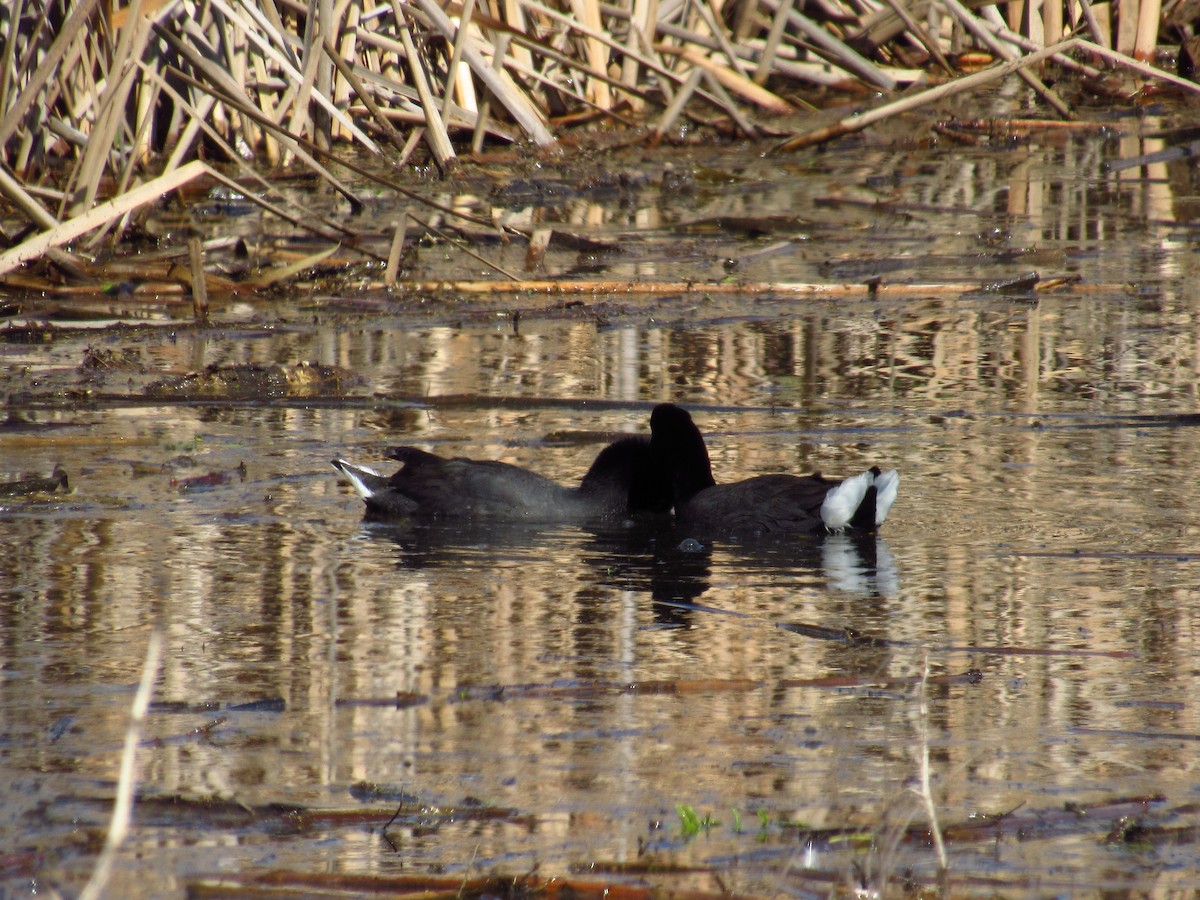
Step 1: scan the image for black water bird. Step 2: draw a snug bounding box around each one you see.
[332,435,671,522]
[648,403,899,537]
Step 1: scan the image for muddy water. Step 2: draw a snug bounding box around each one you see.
[5,115,1200,897]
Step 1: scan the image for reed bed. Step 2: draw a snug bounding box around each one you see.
[0,0,1198,283]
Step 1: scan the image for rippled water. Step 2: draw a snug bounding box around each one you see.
[5,111,1200,897]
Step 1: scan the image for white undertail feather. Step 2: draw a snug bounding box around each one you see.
[873,469,900,526]
[820,469,873,532]
[333,460,384,500]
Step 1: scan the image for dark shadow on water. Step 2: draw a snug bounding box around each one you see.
[352,517,899,622]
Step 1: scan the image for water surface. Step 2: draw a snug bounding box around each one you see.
[4,112,1200,897]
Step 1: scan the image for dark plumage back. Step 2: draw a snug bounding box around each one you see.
[649,403,717,507]
[580,436,673,516]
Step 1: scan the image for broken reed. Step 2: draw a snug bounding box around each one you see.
[0,0,1190,273]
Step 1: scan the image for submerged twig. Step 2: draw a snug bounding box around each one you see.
[913,653,948,872]
[78,628,163,900]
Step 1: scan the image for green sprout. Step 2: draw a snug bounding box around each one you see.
[676,804,718,838]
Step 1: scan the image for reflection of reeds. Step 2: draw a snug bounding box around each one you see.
[0,1,1197,274]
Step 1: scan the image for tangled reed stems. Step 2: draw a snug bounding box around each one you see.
[1,0,1198,280]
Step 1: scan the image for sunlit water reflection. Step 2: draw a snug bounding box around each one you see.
[5,116,1200,897]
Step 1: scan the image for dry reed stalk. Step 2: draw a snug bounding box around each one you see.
[160,61,362,207]
[349,28,494,130]
[441,0,480,120]
[570,0,614,108]
[1076,0,1111,46]
[70,0,155,214]
[321,36,411,154]
[397,126,424,165]
[663,43,794,113]
[385,211,408,285]
[698,68,759,135]
[311,0,334,146]
[337,0,364,137]
[242,244,342,287]
[972,7,1066,68]
[501,0,537,73]
[499,28,657,108]
[0,0,102,147]
[758,0,898,89]
[913,654,948,872]
[408,0,556,146]
[0,0,1191,281]
[513,0,676,103]
[881,0,955,75]
[0,159,208,275]
[653,66,703,139]
[775,38,1080,152]
[392,0,457,169]
[1076,36,1200,89]
[654,17,874,85]
[504,54,643,126]
[472,32,510,153]
[754,0,798,83]
[696,0,755,82]
[0,165,60,230]
[1135,0,1163,59]
[386,276,1084,295]
[622,0,661,109]
[1117,0,1141,52]
[213,0,379,150]
[940,0,1073,118]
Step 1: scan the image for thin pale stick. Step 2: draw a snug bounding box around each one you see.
[472,32,509,154]
[78,629,163,900]
[207,0,379,150]
[1074,0,1109,47]
[321,35,411,154]
[696,0,753,81]
[701,69,760,136]
[440,0,479,121]
[0,160,209,276]
[407,0,555,146]
[1075,37,1200,91]
[913,653,948,871]
[940,0,1073,118]
[756,0,897,89]
[408,214,522,281]
[392,2,456,169]
[776,39,1078,152]
[0,0,103,146]
[881,0,954,74]
[754,0,796,84]
[385,212,408,285]
[653,67,703,140]
[660,44,793,113]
